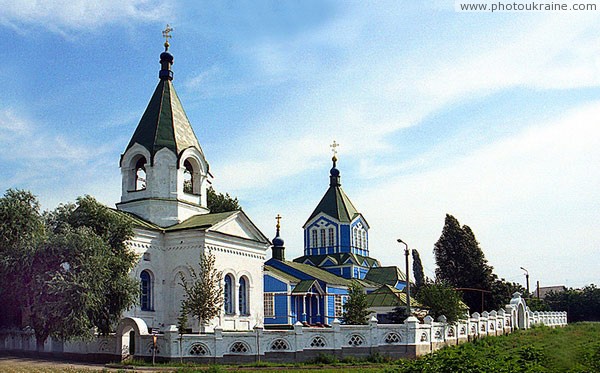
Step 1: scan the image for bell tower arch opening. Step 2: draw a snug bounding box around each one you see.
[134,156,147,191]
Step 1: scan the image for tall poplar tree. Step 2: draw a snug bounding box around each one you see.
[412,248,426,293]
[434,214,495,312]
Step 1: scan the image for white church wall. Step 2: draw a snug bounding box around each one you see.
[207,232,267,332]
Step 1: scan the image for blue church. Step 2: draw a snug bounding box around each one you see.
[264,151,412,327]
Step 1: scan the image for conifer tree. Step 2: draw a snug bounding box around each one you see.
[179,251,224,333]
[342,281,369,325]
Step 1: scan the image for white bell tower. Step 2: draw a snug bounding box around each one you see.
[117,28,210,227]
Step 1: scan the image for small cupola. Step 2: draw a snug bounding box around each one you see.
[159,25,174,81]
[272,214,285,261]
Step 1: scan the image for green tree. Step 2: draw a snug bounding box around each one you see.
[417,281,466,323]
[179,251,224,332]
[434,214,496,312]
[0,189,46,327]
[44,195,140,335]
[488,278,525,311]
[545,284,600,322]
[412,248,426,293]
[0,191,139,350]
[342,281,369,325]
[207,186,241,213]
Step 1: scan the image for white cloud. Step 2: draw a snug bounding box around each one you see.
[358,101,600,288]
[207,10,600,199]
[0,108,120,209]
[0,0,169,34]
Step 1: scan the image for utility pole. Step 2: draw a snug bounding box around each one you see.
[520,267,530,297]
[397,239,411,317]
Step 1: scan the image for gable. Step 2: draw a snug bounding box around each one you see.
[209,211,269,243]
[319,256,338,267]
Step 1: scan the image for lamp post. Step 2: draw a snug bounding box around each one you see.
[520,267,530,297]
[397,239,411,317]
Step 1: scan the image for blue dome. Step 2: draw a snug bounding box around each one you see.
[273,235,285,247]
[330,167,340,177]
[160,51,174,63]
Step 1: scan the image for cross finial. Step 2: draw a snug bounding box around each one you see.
[275,214,282,230]
[330,140,339,160]
[162,24,173,49]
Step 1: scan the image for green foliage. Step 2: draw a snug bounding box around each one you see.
[488,278,525,312]
[44,195,139,335]
[526,298,551,312]
[179,251,224,331]
[0,190,139,349]
[207,186,241,213]
[387,301,408,324]
[416,281,466,323]
[545,284,600,322]
[312,353,339,365]
[342,281,369,325]
[0,189,46,327]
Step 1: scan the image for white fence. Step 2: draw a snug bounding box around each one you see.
[0,293,567,362]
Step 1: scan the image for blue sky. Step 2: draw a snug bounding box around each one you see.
[1,1,599,289]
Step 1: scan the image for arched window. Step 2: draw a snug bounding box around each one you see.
[328,228,335,247]
[361,230,367,250]
[311,230,318,248]
[140,270,153,311]
[353,227,358,248]
[224,274,234,314]
[135,157,147,191]
[239,276,249,315]
[320,229,326,248]
[183,160,194,194]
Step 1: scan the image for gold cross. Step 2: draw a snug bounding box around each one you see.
[275,214,282,230]
[162,24,173,46]
[330,140,340,157]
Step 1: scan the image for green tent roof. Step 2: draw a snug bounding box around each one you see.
[124,79,205,163]
[304,184,361,226]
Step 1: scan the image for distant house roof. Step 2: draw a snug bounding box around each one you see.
[365,266,407,286]
[535,285,567,299]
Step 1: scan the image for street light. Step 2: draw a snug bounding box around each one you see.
[397,239,411,317]
[520,267,530,297]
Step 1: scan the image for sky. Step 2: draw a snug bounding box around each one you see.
[0,0,598,289]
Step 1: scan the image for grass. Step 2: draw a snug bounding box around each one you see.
[387,322,600,373]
